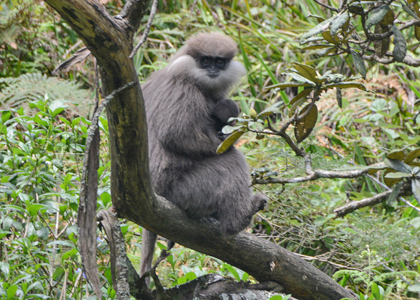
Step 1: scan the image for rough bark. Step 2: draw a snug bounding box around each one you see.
[44,1,357,299]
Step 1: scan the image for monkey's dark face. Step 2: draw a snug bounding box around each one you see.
[198,56,229,78]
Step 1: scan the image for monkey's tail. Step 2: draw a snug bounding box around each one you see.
[140,229,157,286]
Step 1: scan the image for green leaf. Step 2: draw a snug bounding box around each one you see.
[224,264,240,281]
[371,282,383,300]
[384,172,411,179]
[1,111,12,124]
[258,102,285,117]
[302,44,335,50]
[294,103,318,143]
[289,89,312,106]
[300,16,337,43]
[282,72,315,85]
[392,25,407,62]
[384,158,412,173]
[0,229,11,239]
[266,82,313,90]
[387,150,405,160]
[322,31,340,44]
[27,204,44,216]
[408,283,420,292]
[402,4,420,20]
[216,129,245,154]
[374,25,390,58]
[59,117,71,126]
[291,63,321,83]
[366,5,390,29]
[351,50,366,78]
[7,285,17,300]
[412,179,420,205]
[49,100,68,118]
[34,114,49,127]
[387,181,403,204]
[349,4,364,15]
[405,148,420,163]
[330,12,349,36]
[324,82,367,91]
[62,248,78,262]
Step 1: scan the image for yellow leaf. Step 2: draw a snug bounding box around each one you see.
[294,104,318,143]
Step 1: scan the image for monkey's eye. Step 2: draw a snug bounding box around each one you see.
[215,58,226,68]
[201,57,212,67]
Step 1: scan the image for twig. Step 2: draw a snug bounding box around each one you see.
[142,249,171,299]
[334,182,412,217]
[313,0,339,12]
[320,137,420,214]
[129,0,158,59]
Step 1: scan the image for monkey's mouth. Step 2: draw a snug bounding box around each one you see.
[207,73,219,79]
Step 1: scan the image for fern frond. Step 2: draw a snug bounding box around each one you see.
[0,72,91,110]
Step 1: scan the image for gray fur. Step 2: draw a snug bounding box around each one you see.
[212,98,240,132]
[140,32,267,282]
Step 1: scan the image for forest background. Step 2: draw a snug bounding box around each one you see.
[0,0,420,299]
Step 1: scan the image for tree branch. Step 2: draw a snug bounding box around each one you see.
[130,0,158,58]
[334,182,412,217]
[119,0,152,30]
[254,168,369,184]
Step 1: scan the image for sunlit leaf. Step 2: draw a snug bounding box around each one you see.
[322,31,340,44]
[387,150,405,161]
[302,44,335,50]
[367,162,388,175]
[266,82,314,90]
[384,169,402,187]
[392,25,407,62]
[380,8,395,27]
[258,101,285,117]
[384,172,411,179]
[291,62,321,83]
[300,16,337,43]
[294,104,318,143]
[405,148,420,163]
[324,82,367,91]
[281,72,315,85]
[216,129,245,154]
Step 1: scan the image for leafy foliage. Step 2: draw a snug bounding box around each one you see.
[2,0,420,299]
[0,73,91,113]
[0,97,114,299]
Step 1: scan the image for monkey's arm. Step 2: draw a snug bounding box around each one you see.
[159,116,222,158]
[212,99,239,126]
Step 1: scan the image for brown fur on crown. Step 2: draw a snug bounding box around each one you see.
[171,32,238,61]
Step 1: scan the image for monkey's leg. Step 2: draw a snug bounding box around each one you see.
[169,149,256,235]
[252,193,268,212]
[140,229,157,287]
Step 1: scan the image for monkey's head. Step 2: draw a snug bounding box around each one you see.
[168,32,246,96]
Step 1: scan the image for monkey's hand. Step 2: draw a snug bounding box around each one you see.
[217,131,229,141]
